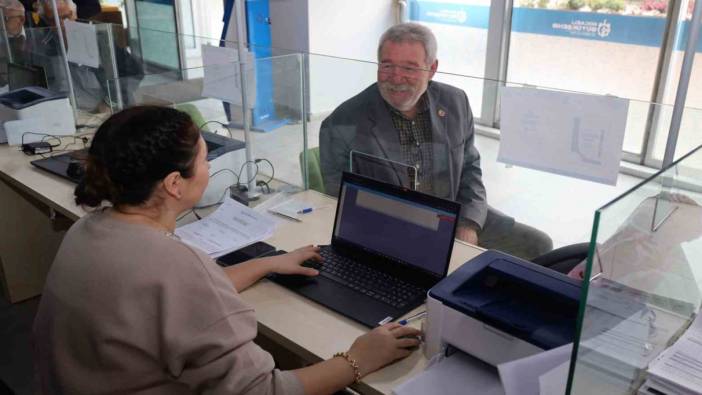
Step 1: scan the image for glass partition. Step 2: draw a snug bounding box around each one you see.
[304,52,702,261]
[106,52,305,207]
[567,144,702,394]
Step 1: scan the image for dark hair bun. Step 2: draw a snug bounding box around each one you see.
[74,106,199,208]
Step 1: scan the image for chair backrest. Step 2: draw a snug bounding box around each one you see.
[531,242,590,274]
[175,103,208,131]
[299,147,324,193]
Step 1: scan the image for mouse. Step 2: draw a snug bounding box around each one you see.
[66,160,85,181]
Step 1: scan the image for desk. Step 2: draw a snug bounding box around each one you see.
[0,144,485,394]
[0,145,84,302]
[246,190,484,394]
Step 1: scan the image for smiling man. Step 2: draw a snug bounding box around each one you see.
[319,23,552,260]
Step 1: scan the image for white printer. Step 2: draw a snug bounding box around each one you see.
[424,250,581,366]
[0,86,75,144]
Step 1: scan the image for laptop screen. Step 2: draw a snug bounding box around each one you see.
[333,175,459,277]
[8,63,48,91]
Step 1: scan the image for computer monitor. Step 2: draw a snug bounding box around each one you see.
[8,63,48,91]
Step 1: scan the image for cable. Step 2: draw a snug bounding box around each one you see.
[199,120,233,138]
[209,168,239,185]
[21,132,62,148]
[192,186,232,210]
[236,160,260,189]
[255,158,275,185]
[176,209,194,222]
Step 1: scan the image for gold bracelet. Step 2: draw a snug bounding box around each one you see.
[333,351,361,384]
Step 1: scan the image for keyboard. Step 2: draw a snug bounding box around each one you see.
[303,248,425,309]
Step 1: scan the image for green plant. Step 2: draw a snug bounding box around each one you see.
[604,0,624,11]
[538,0,550,7]
[588,0,606,10]
[567,0,586,9]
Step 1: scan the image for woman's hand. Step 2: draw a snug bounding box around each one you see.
[347,323,422,377]
[268,245,321,276]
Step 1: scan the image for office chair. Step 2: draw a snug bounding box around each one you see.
[531,242,590,275]
[298,147,324,193]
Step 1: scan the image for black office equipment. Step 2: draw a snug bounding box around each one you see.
[30,131,245,182]
[31,149,87,182]
[201,131,245,161]
[269,172,461,328]
[217,241,277,267]
[8,63,48,91]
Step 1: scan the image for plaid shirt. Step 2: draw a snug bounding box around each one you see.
[388,96,434,193]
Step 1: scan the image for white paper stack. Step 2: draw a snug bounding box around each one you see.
[175,197,276,258]
[644,313,702,395]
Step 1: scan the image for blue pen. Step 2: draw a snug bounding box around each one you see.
[399,311,426,325]
[297,208,313,214]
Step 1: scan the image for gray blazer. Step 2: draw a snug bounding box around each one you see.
[319,81,490,228]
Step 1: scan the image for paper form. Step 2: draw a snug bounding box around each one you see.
[647,312,702,394]
[498,87,628,186]
[65,20,100,68]
[201,44,255,106]
[175,197,275,258]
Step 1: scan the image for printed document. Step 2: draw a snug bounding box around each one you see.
[65,20,100,68]
[201,44,255,106]
[499,87,628,185]
[175,197,275,258]
[647,312,702,394]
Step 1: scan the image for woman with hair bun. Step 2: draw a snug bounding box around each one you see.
[33,106,420,395]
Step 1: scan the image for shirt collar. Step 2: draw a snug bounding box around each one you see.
[386,93,429,121]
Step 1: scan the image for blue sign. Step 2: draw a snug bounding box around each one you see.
[410,1,489,29]
[511,8,665,47]
[409,1,702,51]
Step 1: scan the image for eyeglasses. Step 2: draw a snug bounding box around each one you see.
[3,14,24,22]
[378,62,426,77]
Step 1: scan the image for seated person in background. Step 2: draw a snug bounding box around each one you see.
[18,0,38,26]
[73,0,99,20]
[320,22,552,260]
[0,0,28,87]
[33,106,421,394]
[24,0,142,111]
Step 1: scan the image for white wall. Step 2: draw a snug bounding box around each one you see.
[270,0,310,54]
[307,0,396,115]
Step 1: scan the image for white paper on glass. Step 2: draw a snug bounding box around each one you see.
[175,196,276,258]
[498,87,628,186]
[201,44,255,106]
[64,20,100,68]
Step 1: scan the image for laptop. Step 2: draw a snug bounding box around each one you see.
[8,63,48,91]
[30,131,245,182]
[270,171,461,327]
[31,148,88,183]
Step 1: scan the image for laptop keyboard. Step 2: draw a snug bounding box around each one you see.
[303,248,425,309]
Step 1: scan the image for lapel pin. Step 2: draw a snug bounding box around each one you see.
[438,109,446,117]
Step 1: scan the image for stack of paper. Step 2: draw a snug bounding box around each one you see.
[175,197,276,258]
[644,313,702,395]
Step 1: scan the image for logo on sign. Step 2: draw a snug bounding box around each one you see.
[552,18,612,40]
[426,9,467,24]
[597,19,611,38]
